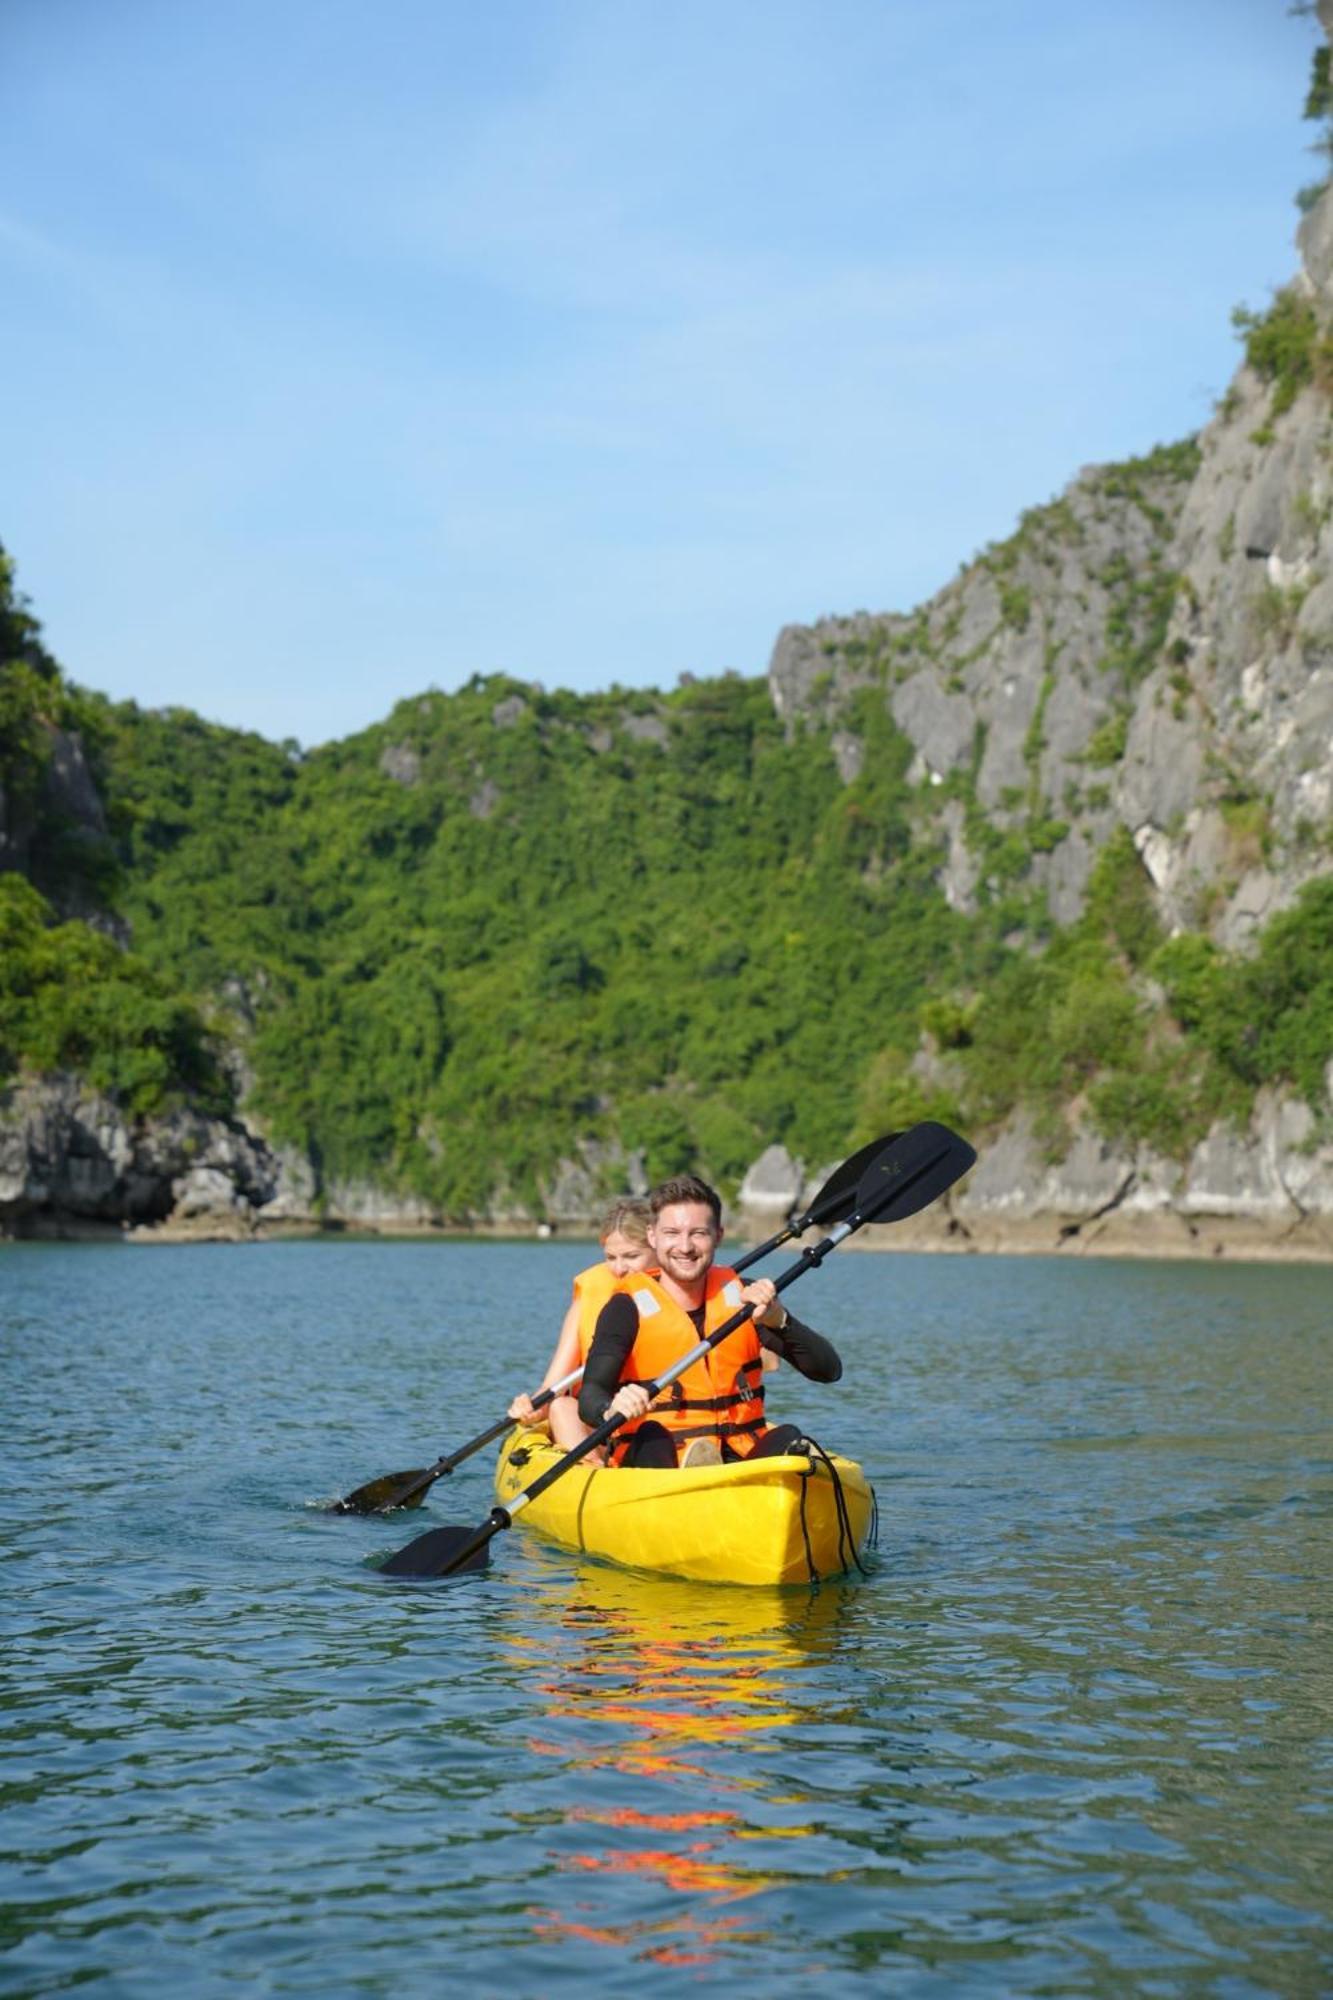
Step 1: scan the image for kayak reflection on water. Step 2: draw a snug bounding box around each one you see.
[503,1565,848,1969]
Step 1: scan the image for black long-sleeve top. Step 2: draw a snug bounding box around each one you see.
[578,1288,842,1428]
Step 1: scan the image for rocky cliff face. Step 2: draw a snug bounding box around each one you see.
[770,443,1197,927]
[0,1074,284,1238]
[740,1087,1333,1263]
[1130,210,1333,950]
[770,177,1333,954]
[758,138,1333,1259]
[0,1073,654,1241]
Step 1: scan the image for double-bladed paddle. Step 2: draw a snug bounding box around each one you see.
[329,1133,902,1516]
[378,1120,976,1582]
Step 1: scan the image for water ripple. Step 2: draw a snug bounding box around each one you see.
[2,1242,1331,1994]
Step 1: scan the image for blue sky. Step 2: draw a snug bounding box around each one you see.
[0,0,1320,746]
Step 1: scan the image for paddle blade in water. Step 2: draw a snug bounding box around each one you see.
[378,1524,493,1579]
[328,1469,432,1515]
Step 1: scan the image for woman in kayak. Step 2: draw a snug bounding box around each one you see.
[507,1197,655,1461]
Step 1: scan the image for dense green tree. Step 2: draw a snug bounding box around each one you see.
[0,874,230,1114]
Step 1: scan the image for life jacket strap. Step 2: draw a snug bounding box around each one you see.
[667,1387,767,1414]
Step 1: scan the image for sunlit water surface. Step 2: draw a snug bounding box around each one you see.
[2,1240,1330,1996]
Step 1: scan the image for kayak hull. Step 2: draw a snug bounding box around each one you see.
[495,1430,875,1586]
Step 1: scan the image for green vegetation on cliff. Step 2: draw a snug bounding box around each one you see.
[95,666,985,1204]
[873,832,1333,1162]
[0,551,119,909]
[0,874,230,1115]
[3,536,1331,1212]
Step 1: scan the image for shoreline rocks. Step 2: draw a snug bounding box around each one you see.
[0,1074,279,1238]
[4,1075,1329,1263]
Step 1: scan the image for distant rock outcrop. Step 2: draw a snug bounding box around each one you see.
[861,1087,1333,1261]
[737,1144,805,1219]
[0,1075,281,1238]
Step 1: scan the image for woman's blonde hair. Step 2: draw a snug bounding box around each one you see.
[598,1196,651,1246]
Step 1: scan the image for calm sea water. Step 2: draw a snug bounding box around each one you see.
[1,1239,1330,1997]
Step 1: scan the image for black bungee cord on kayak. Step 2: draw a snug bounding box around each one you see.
[793,1433,873,1583]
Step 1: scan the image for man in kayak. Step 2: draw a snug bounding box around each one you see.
[578,1172,842,1469]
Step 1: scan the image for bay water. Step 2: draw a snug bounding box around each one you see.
[1,1239,1330,1996]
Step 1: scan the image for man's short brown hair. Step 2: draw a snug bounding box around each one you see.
[648,1174,722,1229]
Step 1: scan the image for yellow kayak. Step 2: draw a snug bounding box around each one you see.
[494,1429,876,1587]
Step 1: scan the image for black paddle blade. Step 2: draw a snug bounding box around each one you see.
[802,1131,904,1228]
[328,1468,433,1515]
[378,1523,493,1578]
[855,1121,976,1225]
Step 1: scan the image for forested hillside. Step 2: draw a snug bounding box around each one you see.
[3,592,985,1210]
[2,504,1330,1230]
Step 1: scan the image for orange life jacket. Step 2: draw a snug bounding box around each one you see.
[571,1262,622,1362]
[608,1265,768,1467]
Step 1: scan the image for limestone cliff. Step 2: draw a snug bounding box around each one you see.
[770,442,1198,928]
[759,99,1333,1259]
[0,1073,282,1239]
[770,168,1333,951]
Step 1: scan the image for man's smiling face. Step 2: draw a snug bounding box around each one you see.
[647,1201,719,1292]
